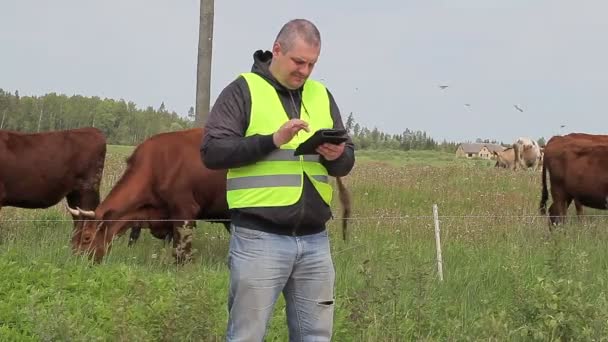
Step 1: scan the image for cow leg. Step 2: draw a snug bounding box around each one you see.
[0,183,4,239]
[149,222,174,245]
[164,232,173,245]
[573,199,586,225]
[574,200,584,216]
[128,227,142,246]
[558,198,569,225]
[129,221,173,247]
[0,183,5,214]
[564,197,578,224]
[548,189,569,227]
[548,202,565,227]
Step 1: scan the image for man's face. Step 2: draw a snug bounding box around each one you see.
[272,37,320,89]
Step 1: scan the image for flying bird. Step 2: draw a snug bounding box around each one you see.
[514,105,524,112]
[439,85,449,90]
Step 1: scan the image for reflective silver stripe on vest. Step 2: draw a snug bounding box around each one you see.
[303,155,320,162]
[227,174,329,191]
[262,149,320,162]
[311,175,328,183]
[227,174,301,190]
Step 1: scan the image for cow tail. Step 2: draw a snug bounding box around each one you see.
[539,160,549,215]
[336,176,351,241]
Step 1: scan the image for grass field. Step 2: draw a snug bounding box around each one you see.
[2,145,608,341]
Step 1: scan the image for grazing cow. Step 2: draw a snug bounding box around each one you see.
[493,147,516,169]
[539,133,608,225]
[512,137,542,171]
[68,128,352,263]
[0,127,106,226]
[68,128,229,263]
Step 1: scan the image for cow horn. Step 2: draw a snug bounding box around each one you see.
[66,204,81,217]
[77,207,96,218]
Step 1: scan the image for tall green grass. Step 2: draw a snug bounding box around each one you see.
[1,148,608,340]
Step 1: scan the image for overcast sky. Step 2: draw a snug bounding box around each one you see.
[1,0,607,142]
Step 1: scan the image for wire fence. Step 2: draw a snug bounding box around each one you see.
[3,204,608,283]
[3,214,608,223]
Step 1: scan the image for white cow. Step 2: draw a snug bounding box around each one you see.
[512,137,542,171]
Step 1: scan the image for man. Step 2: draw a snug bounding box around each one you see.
[201,19,355,342]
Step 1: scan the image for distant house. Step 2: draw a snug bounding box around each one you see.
[455,143,505,159]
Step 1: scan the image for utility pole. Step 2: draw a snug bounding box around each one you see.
[195,0,214,127]
[1,109,7,129]
[37,104,44,132]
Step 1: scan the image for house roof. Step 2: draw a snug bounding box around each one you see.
[459,143,505,154]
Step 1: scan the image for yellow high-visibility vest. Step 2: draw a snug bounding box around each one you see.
[226,72,334,209]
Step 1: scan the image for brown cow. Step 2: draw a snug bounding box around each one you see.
[68,128,352,263]
[539,133,608,225]
[493,147,516,169]
[68,128,228,263]
[0,127,106,226]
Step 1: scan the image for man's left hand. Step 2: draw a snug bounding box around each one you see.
[316,142,345,161]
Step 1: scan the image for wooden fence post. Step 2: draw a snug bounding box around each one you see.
[433,204,444,281]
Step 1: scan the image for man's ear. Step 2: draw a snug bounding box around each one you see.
[272,42,282,57]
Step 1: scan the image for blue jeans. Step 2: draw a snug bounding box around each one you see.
[226,225,336,342]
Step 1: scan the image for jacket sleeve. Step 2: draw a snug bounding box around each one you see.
[321,89,356,177]
[200,76,277,169]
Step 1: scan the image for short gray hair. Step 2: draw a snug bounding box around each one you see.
[274,19,321,52]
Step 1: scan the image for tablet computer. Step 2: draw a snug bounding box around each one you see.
[294,129,348,155]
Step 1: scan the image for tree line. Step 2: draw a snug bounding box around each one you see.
[0,89,195,146]
[1,88,461,152]
[344,113,459,153]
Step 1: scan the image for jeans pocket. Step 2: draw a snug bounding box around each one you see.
[232,225,265,240]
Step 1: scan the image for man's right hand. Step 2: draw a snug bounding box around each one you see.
[272,119,310,147]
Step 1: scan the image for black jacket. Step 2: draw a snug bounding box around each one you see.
[200,50,355,236]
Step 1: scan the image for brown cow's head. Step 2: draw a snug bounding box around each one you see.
[493,148,516,169]
[493,151,507,168]
[67,206,115,263]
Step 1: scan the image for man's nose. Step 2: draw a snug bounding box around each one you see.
[298,64,312,76]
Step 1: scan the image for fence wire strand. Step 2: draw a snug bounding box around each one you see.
[3,214,608,223]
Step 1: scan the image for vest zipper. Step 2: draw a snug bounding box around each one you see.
[292,173,306,236]
[289,90,305,236]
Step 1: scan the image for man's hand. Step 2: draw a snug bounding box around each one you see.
[273,119,310,147]
[316,142,345,161]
